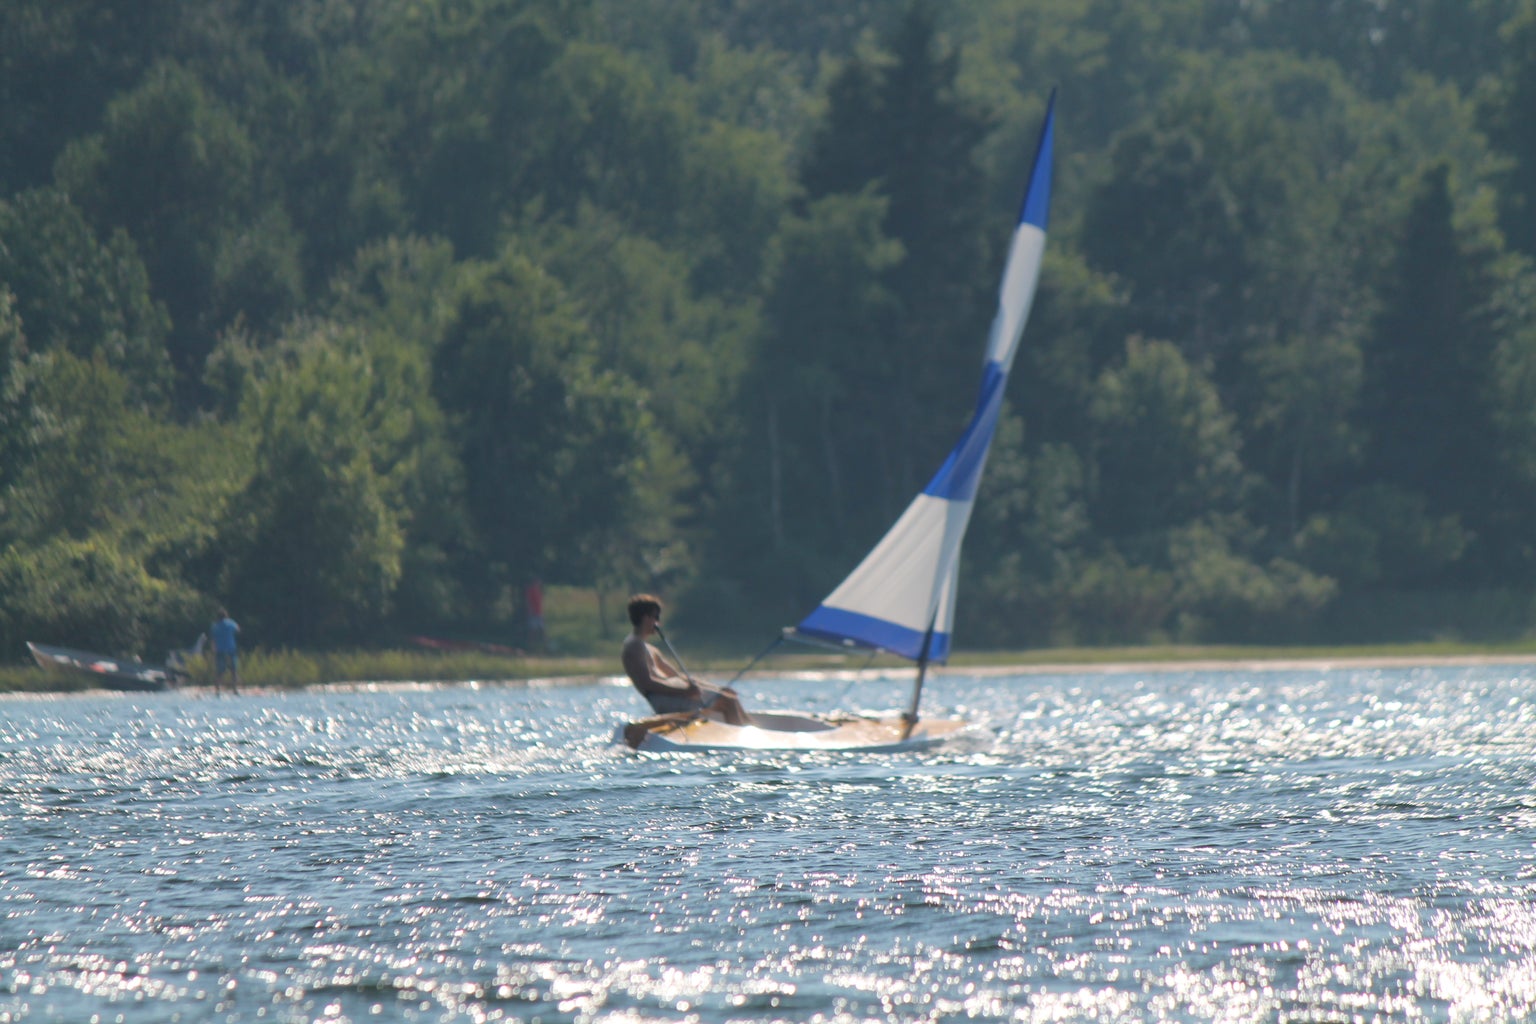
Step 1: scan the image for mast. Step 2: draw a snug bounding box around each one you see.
[902,617,938,737]
[792,89,1056,689]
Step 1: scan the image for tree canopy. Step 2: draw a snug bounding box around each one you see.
[3,0,1535,655]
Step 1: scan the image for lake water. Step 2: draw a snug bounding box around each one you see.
[4,662,1536,1022]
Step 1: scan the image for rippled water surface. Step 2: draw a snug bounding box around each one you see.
[4,664,1536,1022]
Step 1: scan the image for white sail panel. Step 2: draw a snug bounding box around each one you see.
[985,226,1046,371]
[794,91,1057,666]
[797,493,974,661]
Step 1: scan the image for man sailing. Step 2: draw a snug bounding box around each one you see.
[621,593,749,725]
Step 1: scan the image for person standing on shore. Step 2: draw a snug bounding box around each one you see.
[210,608,240,695]
[524,578,546,652]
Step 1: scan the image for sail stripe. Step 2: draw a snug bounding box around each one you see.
[794,91,1056,664]
[1020,93,1055,232]
[797,606,952,664]
[923,363,1006,503]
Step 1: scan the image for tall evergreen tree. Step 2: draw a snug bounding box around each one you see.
[1359,164,1509,581]
[797,0,995,499]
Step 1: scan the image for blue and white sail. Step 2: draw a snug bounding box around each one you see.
[795,92,1056,665]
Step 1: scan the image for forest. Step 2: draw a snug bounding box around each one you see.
[1,0,1535,658]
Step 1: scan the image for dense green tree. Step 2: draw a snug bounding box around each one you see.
[370,0,584,259]
[323,238,477,627]
[4,356,186,543]
[433,248,664,602]
[1219,0,1521,99]
[1086,338,1248,546]
[0,291,30,488]
[209,2,414,287]
[672,118,796,296]
[2,0,1536,652]
[0,188,173,402]
[1007,248,1125,449]
[1080,84,1315,378]
[1081,117,1245,363]
[528,207,754,555]
[694,0,899,60]
[1482,2,1536,258]
[203,269,477,638]
[1164,518,1335,641]
[682,34,816,143]
[53,61,281,399]
[0,536,204,659]
[593,0,901,75]
[1245,332,1363,538]
[1076,54,1488,552]
[962,419,1092,648]
[0,0,190,190]
[1296,483,1470,588]
[535,40,780,286]
[963,0,1215,170]
[216,325,421,644]
[326,235,463,341]
[0,353,243,654]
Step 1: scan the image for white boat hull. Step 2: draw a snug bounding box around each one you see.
[615,710,970,752]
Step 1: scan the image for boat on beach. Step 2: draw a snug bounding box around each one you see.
[26,641,187,692]
[619,92,1057,753]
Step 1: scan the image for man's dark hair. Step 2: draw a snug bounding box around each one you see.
[627,593,662,628]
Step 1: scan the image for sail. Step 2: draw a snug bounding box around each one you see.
[795,92,1056,664]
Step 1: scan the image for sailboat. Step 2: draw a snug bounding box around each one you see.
[618,93,1057,752]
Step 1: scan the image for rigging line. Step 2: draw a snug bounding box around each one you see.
[724,632,882,710]
[831,647,883,707]
[654,625,700,687]
[727,630,892,686]
[722,632,790,688]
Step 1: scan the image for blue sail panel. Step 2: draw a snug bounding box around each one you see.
[797,607,948,663]
[1020,91,1056,231]
[795,93,1056,666]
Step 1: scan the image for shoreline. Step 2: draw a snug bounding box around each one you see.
[942,651,1536,677]
[7,650,1536,699]
[302,651,1536,690]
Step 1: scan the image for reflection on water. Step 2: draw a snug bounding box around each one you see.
[3,665,1536,1021]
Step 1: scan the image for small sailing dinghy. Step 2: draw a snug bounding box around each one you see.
[619,93,1057,752]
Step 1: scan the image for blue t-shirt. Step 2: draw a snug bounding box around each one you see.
[211,617,240,654]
